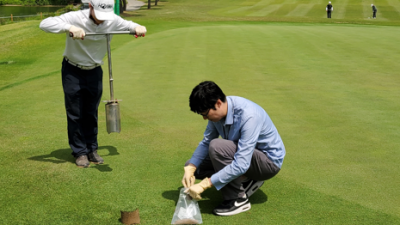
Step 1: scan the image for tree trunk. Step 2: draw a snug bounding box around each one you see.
[155,0,158,6]
[120,0,126,14]
[148,0,151,9]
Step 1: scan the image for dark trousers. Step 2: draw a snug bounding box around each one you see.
[327,11,332,18]
[61,59,103,157]
[186,139,280,200]
[373,12,376,18]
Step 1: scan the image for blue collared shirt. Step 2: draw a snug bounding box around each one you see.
[189,96,286,190]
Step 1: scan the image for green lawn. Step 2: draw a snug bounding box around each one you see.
[1,0,400,224]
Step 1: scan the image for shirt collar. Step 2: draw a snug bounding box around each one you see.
[225,96,234,125]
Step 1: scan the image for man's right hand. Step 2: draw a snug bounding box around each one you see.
[69,25,85,40]
[182,164,197,188]
[133,25,147,37]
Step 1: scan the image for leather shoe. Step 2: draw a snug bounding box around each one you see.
[88,150,104,164]
[75,155,90,168]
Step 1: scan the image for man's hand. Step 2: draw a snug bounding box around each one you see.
[69,25,85,40]
[182,165,196,188]
[184,178,212,200]
[132,25,147,37]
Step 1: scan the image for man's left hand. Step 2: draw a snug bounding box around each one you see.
[184,178,212,200]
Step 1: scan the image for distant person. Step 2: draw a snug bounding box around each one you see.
[182,81,286,216]
[371,4,377,19]
[326,1,333,18]
[39,0,146,168]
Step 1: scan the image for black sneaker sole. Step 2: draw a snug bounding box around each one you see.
[214,203,251,216]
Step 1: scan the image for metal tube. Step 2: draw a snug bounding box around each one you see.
[106,102,121,133]
[106,34,114,101]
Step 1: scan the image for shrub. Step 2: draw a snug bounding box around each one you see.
[56,4,79,13]
[35,0,50,5]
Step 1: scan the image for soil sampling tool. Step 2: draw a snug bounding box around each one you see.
[85,31,139,133]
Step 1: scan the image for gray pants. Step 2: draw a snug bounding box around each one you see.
[186,139,280,200]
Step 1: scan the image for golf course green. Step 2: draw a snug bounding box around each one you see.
[1,0,400,224]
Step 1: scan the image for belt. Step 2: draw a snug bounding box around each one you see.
[64,57,100,70]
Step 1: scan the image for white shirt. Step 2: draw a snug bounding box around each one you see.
[40,9,139,66]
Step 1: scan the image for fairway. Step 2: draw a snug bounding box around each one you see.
[211,0,400,20]
[1,0,400,224]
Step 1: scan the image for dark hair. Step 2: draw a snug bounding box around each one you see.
[189,81,226,114]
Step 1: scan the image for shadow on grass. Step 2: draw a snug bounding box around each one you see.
[0,70,58,91]
[162,185,268,214]
[28,145,119,172]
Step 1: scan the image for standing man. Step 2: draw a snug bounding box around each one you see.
[39,0,146,168]
[371,4,377,19]
[326,1,333,18]
[182,81,286,216]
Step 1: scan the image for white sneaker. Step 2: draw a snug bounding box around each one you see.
[213,195,251,216]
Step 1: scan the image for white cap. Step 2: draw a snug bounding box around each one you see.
[91,0,115,21]
[329,1,331,3]
[371,4,374,6]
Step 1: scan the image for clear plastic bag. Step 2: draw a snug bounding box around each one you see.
[171,188,203,224]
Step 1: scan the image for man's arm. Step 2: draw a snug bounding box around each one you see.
[112,16,139,32]
[189,121,219,167]
[39,12,75,34]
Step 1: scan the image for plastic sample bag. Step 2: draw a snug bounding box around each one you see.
[171,188,203,224]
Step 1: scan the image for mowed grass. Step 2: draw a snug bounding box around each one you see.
[1,0,400,224]
[129,0,400,25]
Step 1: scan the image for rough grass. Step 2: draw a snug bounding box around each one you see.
[1,0,400,224]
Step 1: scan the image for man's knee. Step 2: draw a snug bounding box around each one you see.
[209,138,221,150]
[209,139,236,159]
[209,139,225,156]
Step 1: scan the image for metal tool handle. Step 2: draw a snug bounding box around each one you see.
[86,31,144,38]
[85,31,133,36]
[69,31,143,38]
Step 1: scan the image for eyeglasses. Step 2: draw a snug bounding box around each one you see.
[199,108,210,117]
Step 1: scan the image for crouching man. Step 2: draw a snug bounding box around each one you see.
[182,81,286,216]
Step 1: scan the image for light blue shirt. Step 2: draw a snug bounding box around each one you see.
[189,96,286,190]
